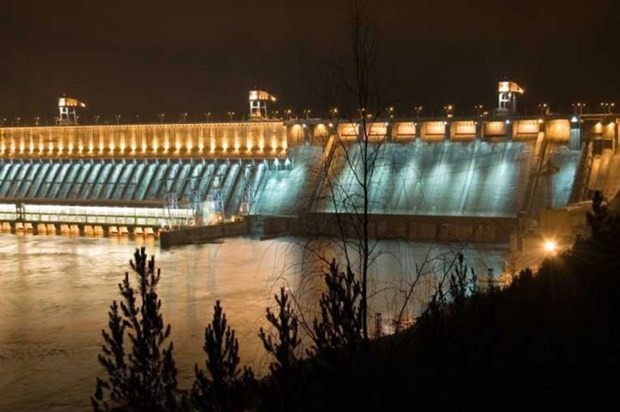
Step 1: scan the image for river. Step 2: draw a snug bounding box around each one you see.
[0,232,509,411]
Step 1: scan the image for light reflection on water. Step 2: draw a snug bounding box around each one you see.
[0,233,508,411]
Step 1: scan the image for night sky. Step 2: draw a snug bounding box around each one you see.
[1,0,618,125]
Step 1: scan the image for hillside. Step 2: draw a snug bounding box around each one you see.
[287,198,620,411]
[371,199,619,409]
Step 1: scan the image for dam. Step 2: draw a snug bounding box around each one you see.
[1,87,619,243]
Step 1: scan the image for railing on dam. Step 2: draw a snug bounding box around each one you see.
[0,203,193,232]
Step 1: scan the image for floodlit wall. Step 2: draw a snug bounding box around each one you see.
[0,116,586,219]
[393,121,416,140]
[254,146,324,216]
[337,123,359,140]
[0,122,288,158]
[602,121,616,139]
[334,121,390,141]
[317,140,537,217]
[528,143,580,212]
[312,123,331,144]
[545,119,571,142]
[484,121,506,137]
[582,120,616,147]
[421,121,446,141]
[367,122,388,138]
[451,121,476,140]
[514,119,540,139]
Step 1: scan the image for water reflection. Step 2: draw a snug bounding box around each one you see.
[0,233,508,411]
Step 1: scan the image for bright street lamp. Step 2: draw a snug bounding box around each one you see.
[538,103,548,116]
[600,102,615,114]
[572,102,585,115]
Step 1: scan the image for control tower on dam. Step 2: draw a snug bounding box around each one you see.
[0,87,618,241]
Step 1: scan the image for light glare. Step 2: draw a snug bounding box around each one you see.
[543,239,557,253]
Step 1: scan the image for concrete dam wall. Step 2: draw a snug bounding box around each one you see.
[1,115,618,236]
[314,139,580,219]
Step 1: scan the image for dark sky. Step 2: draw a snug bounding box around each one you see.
[1,0,618,125]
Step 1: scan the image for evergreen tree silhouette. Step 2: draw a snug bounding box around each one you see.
[258,287,302,411]
[191,300,255,412]
[92,247,178,411]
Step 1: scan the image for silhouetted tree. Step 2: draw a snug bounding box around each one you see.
[259,287,302,374]
[303,259,380,411]
[191,300,255,412]
[325,0,382,344]
[311,260,364,359]
[448,253,478,309]
[586,190,608,240]
[92,247,178,412]
[308,0,445,344]
[258,287,302,411]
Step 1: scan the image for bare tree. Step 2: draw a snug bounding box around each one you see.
[304,0,484,340]
[294,0,420,345]
[268,2,484,368]
[308,0,386,344]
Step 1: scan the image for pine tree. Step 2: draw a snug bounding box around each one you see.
[304,259,376,411]
[191,300,255,412]
[259,287,301,375]
[92,247,178,411]
[311,259,364,360]
[258,287,302,411]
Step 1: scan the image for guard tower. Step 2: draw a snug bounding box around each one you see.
[249,90,277,120]
[496,81,524,115]
[58,96,86,125]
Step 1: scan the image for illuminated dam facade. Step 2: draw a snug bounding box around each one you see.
[0,112,619,241]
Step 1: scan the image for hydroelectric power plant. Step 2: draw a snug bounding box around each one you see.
[1,84,619,251]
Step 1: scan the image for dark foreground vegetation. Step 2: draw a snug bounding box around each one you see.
[91,194,620,411]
